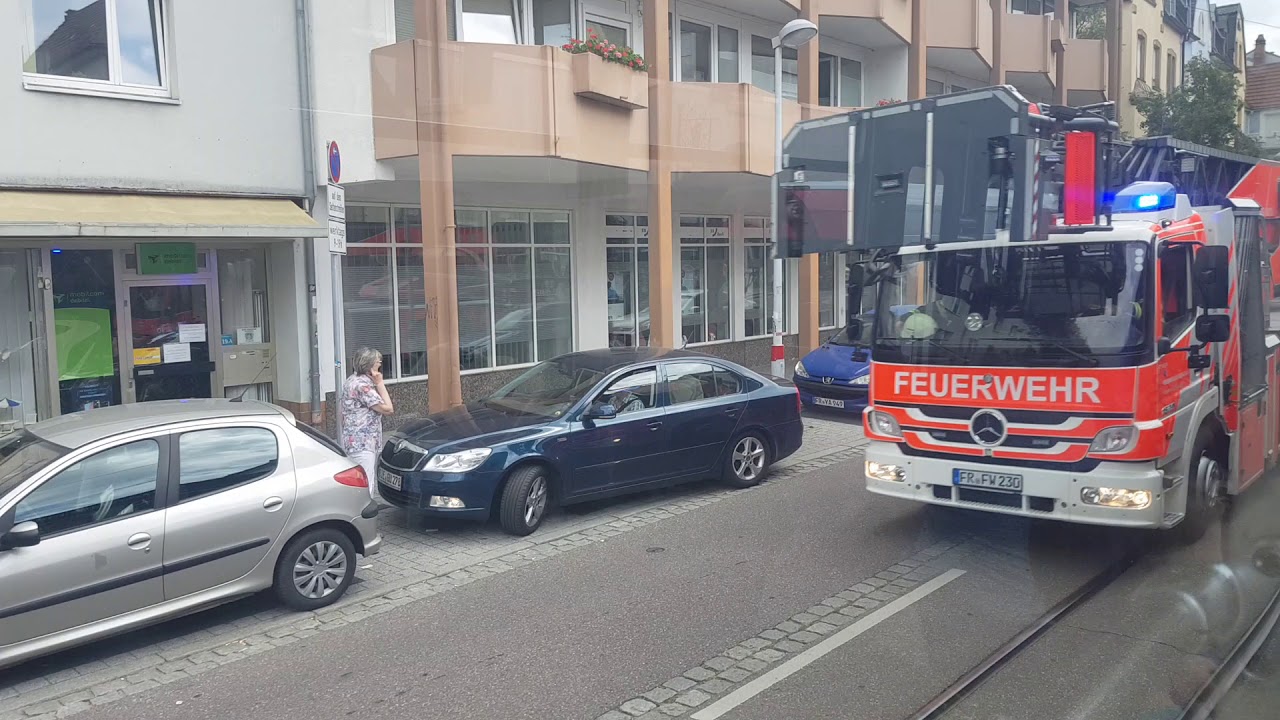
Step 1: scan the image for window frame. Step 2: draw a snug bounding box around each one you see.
[679,214,733,346]
[454,0,586,46]
[744,215,789,338]
[1166,51,1177,92]
[1137,31,1148,82]
[457,205,576,374]
[21,0,173,101]
[605,213,652,348]
[1158,243,1195,340]
[1152,41,1162,89]
[670,3,743,84]
[7,435,169,541]
[172,426,281,505]
[817,51,864,108]
[661,360,723,407]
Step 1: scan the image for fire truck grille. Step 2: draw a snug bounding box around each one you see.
[889,403,1130,426]
[902,445,1102,473]
[932,484,1057,513]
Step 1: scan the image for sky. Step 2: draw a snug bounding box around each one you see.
[1238,0,1280,58]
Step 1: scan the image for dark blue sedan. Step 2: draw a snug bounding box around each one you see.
[375,348,804,536]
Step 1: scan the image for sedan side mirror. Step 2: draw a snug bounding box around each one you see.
[583,402,618,422]
[0,521,40,551]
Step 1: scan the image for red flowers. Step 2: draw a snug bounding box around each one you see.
[876,98,902,107]
[561,36,648,72]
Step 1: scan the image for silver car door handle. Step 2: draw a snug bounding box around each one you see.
[127,533,151,550]
[263,497,284,511]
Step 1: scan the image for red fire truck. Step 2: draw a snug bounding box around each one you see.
[779,87,1280,540]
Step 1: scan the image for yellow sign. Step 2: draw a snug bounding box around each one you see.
[133,347,162,366]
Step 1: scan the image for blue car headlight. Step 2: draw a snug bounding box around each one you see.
[424,448,492,473]
[851,374,871,386]
[794,361,811,379]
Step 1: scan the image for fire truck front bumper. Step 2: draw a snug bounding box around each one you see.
[863,443,1168,528]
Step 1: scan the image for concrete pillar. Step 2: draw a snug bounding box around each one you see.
[797,0,822,356]
[990,0,1005,86]
[645,0,675,348]
[1106,0,1122,107]
[908,0,927,99]
[1054,43,1067,105]
[415,0,462,411]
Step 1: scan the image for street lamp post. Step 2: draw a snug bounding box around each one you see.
[770,18,818,378]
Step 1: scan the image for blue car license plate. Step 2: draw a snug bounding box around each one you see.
[813,397,844,409]
[952,469,1023,493]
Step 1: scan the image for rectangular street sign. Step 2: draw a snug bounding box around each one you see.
[327,183,346,254]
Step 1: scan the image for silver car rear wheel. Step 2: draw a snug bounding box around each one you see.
[275,528,357,610]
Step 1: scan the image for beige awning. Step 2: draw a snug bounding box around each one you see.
[0,190,326,238]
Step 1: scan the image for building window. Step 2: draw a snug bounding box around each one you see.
[457,0,578,46]
[717,26,739,83]
[23,0,169,97]
[585,15,628,47]
[342,206,406,379]
[1152,41,1161,89]
[455,208,573,370]
[606,214,650,347]
[744,217,788,337]
[1137,32,1147,81]
[751,34,798,100]
[1246,110,1261,135]
[926,78,946,97]
[680,19,712,82]
[818,53,863,107]
[1009,0,1055,15]
[819,253,837,328]
[679,216,731,344]
[1167,52,1177,90]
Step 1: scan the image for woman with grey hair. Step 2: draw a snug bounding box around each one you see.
[341,347,394,501]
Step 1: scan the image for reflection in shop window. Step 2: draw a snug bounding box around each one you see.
[679,216,731,344]
[341,206,399,380]
[456,208,573,370]
[744,217,787,337]
[606,214,650,348]
[819,252,836,328]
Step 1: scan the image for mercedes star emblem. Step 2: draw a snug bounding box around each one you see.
[969,409,1008,447]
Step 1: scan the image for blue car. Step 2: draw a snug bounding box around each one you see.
[376,348,804,536]
[792,307,913,413]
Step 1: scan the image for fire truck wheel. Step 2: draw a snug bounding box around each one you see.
[1173,426,1228,545]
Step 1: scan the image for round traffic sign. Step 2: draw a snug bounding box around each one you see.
[328,141,341,183]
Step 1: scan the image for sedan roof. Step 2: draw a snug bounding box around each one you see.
[554,347,712,372]
[28,400,290,449]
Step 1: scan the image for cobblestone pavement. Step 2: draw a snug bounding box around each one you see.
[0,412,866,720]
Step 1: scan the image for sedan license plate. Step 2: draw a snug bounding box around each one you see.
[952,469,1023,493]
[813,397,845,409]
[378,468,403,491]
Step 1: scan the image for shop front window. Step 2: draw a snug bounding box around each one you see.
[456,207,573,370]
[0,251,38,425]
[819,252,836,328]
[341,206,400,380]
[218,248,271,400]
[606,214,650,348]
[51,249,121,414]
[745,217,787,337]
[679,215,731,344]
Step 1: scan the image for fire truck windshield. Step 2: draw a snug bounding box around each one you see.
[871,241,1152,369]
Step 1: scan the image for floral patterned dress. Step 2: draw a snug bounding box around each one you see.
[340,373,384,454]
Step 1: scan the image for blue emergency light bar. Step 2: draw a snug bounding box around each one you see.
[1111,181,1177,213]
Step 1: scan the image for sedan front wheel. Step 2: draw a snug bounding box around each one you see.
[499,465,552,536]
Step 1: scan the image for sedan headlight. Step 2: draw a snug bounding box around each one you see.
[868,410,902,438]
[851,374,871,386]
[423,448,493,473]
[794,361,810,378]
[1089,426,1138,454]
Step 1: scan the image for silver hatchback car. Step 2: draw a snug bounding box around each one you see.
[0,400,381,669]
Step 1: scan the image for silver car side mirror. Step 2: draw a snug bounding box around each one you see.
[0,521,40,551]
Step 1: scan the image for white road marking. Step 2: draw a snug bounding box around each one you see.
[691,568,967,720]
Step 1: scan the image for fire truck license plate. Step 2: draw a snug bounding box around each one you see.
[952,469,1023,493]
[378,468,403,491]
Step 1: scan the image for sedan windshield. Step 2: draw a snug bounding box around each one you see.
[0,430,66,499]
[873,241,1151,368]
[486,358,607,418]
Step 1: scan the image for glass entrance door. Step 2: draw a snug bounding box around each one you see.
[124,282,215,402]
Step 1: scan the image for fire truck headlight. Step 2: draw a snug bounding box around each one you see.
[869,410,902,438]
[866,460,906,483]
[1081,487,1153,509]
[1089,426,1138,454]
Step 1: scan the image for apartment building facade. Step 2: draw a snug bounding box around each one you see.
[305,0,1111,418]
[0,0,326,427]
[1247,36,1280,156]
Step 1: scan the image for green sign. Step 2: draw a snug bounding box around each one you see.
[137,242,197,275]
[54,308,115,380]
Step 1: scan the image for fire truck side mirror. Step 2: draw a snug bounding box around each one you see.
[1192,245,1230,310]
[1195,314,1231,344]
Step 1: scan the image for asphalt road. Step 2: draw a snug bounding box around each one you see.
[14,446,1280,720]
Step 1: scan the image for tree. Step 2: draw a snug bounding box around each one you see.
[1130,57,1261,155]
